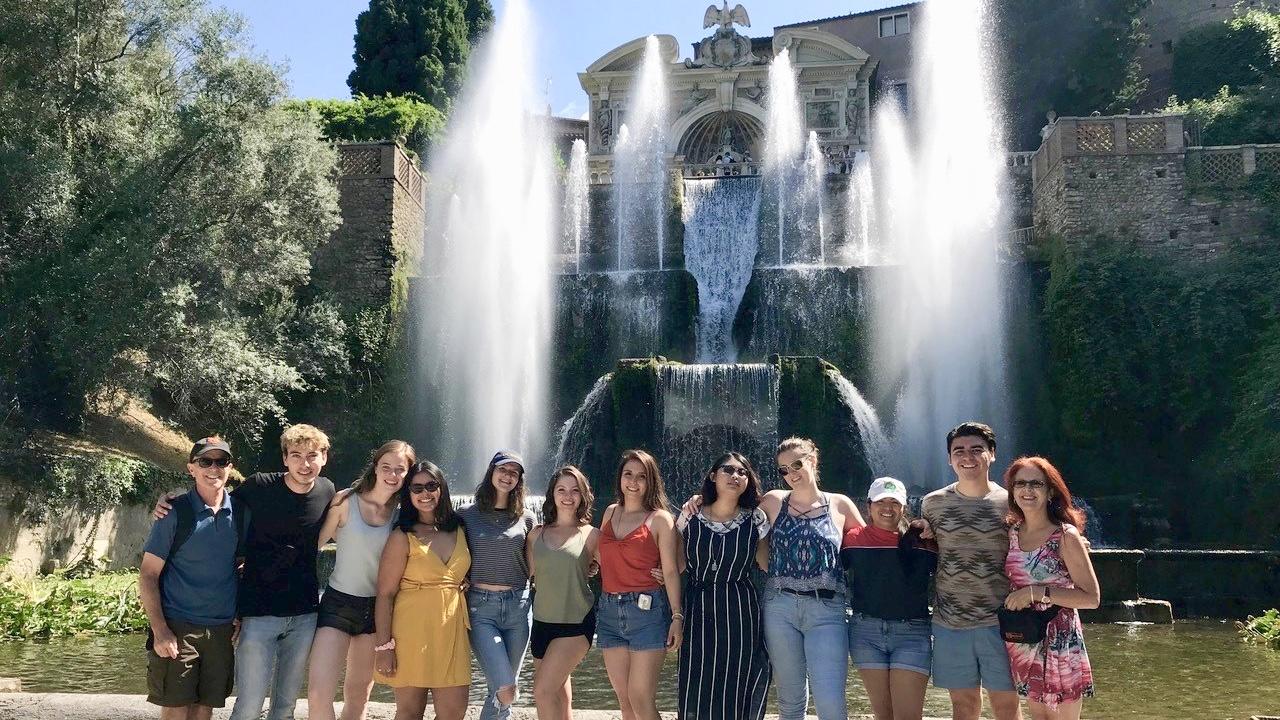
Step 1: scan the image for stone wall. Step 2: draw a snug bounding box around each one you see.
[313,143,424,313]
[1032,114,1270,256]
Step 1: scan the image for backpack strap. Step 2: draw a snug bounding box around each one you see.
[230,495,248,563]
[159,497,196,590]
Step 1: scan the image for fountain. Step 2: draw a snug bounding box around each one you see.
[563,139,589,274]
[611,35,670,271]
[415,0,555,483]
[762,48,803,267]
[871,0,1013,486]
[803,131,828,265]
[843,150,875,266]
[681,176,761,362]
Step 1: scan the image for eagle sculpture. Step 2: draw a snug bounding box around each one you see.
[704,2,750,31]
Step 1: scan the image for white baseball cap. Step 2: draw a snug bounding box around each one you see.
[867,477,907,505]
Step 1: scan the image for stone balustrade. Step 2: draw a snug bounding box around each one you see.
[1032,114,1185,188]
[336,142,424,206]
[1186,143,1280,185]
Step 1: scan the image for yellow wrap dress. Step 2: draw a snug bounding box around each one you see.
[376,530,472,688]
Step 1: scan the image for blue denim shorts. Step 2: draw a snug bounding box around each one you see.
[931,622,1015,691]
[848,613,932,675]
[595,590,671,651]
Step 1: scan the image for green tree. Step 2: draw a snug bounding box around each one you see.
[0,0,343,447]
[347,0,471,111]
[463,0,494,44]
[1172,9,1280,100]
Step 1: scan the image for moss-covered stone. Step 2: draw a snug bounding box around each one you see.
[777,356,874,497]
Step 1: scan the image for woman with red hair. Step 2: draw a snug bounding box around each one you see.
[1001,456,1100,720]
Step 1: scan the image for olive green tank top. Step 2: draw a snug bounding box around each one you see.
[532,524,595,623]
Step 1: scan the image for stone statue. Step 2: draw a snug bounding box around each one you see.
[686,2,758,69]
[844,98,860,137]
[681,86,712,116]
[597,99,613,148]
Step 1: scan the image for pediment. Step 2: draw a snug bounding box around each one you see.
[773,28,870,65]
[586,34,680,74]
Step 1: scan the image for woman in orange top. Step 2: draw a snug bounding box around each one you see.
[372,460,471,720]
[596,449,683,720]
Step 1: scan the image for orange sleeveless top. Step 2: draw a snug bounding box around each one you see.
[600,510,662,593]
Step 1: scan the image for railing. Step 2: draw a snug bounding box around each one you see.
[1032,115,1185,188]
[336,142,425,206]
[1008,151,1035,168]
[1186,144,1280,185]
[683,160,762,178]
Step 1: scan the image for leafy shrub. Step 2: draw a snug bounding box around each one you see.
[285,95,445,157]
[1172,9,1280,101]
[1166,85,1280,146]
[1239,608,1280,648]
[0,569,147,638]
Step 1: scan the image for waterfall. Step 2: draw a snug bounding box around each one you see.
[872,0,1013,487]
[417,0,554,482]
[612,35,669,271]
[830,372,891,477]
[563,139,589,274]
[554,372,612,468]
[659,363,779,503]
[681,177,762,363]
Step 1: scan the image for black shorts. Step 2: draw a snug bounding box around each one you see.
[530,609,596,659]
[317,585,377,635]
[146,619,235,708]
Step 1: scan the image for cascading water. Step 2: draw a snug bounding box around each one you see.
[844,150,875,266]
[612,35,669,271]
[872,0,1012,487]
[681,177,762,362]
[830,372,891,476]
[563,139,589,274]
[416,0,554,482]
[659,363,779,502]
[554,372,612,468]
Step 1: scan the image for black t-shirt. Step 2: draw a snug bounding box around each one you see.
[233,472,335,617]
[840,523,938,621]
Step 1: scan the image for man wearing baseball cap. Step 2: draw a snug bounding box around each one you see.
[139,436,250,718]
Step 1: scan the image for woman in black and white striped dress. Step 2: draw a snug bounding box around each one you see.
[676,452,771,720]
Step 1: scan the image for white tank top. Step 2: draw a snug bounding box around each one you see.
[328,498,396,597]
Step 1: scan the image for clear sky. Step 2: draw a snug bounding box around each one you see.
[213,0,893,119]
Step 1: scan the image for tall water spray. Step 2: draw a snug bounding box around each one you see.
[564,139,590,274]
[417,0,555,482]
[763,49,803,266]
[873,0,1012,487]
[803,131,827,265]
[844,150,875,266]
[612,35,669,271]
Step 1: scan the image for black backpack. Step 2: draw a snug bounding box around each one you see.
[159,493,249,587]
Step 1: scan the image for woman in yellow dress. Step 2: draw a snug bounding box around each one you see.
[373,460,471,720]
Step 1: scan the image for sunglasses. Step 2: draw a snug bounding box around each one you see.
[776,454,810,478]
[194,457,232,468]
[409,480,442,494]
[1012,479,1047,490]
[717,465,748,478]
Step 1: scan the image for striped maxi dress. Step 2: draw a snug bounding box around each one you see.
[677,508,771,720]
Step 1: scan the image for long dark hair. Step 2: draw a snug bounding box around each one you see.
[398,460,461,532]
[352,440,416,506]
[613,449,669,511]
[1003,456,1085,532]
[474,456,525,518]
[543,465,594,526]
[698,451,761,509]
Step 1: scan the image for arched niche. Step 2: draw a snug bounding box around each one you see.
[675,109,765,164]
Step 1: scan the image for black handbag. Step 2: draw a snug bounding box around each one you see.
[997,605,1060,644]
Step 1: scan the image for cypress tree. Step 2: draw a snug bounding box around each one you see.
[347,0,472,110]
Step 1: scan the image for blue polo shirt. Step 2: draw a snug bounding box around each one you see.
[142,488,244,625]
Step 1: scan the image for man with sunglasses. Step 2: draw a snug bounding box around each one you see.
[154,424,336,720]
[921,422,1021,720]
[140,437,249,719]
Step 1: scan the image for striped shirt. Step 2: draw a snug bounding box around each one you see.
[458,505,536,587]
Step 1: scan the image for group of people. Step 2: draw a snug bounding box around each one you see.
[139,420,1099,720]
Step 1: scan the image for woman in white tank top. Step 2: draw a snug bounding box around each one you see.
[307,440,411,720]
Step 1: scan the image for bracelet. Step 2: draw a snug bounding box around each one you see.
[374,639,396,652]
[671,613,685,622]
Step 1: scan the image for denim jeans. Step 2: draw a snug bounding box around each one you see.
[229,613,318,720]
[467,588,532,720]
[762,589,849,720]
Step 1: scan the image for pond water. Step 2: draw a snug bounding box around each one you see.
[1,621,1277,719]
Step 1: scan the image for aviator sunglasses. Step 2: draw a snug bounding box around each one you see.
[409,480,443,494]
[194,457,232,468]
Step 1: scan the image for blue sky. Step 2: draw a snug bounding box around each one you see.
[214,0,891,119]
